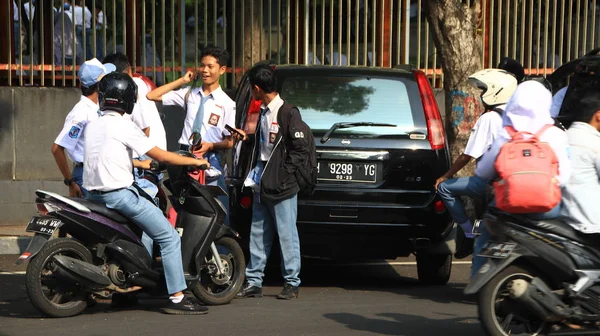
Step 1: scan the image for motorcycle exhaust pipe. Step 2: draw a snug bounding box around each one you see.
[51,255,112,290]
[509,278,570,322]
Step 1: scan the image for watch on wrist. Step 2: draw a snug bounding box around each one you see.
[63,178,73,186]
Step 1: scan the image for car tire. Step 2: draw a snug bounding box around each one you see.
[416,252,452,286]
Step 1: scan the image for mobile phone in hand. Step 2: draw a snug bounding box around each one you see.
[225,124,243,138]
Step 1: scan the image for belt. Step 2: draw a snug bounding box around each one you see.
[88,187,126,195]
[74,162,83,168]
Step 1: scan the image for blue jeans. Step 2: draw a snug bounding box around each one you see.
[438,176,489,225]
[86,186,187,294]
[71,165,88,198]
[471,201,561,278]
[246,193,301,287]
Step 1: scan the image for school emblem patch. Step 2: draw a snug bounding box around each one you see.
[68,126,81,139]
[208,113,220,126]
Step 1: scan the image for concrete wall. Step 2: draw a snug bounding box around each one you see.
[0,87,447,226]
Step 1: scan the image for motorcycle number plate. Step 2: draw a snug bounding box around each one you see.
[477,241,517,259]
[26,216,62,235]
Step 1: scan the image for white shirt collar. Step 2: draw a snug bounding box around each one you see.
[191,86,225,99]
[80,95,99,109]
[262,94,283,113]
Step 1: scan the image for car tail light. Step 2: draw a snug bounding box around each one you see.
[434,200,446,214]
[240,196,252,209]
[415,70,446,150]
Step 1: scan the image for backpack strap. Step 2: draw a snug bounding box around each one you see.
[504,126,520,139]
[491,107,504,114]
[533,124,554,139]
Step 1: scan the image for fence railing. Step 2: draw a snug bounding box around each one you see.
[1,0,598,89]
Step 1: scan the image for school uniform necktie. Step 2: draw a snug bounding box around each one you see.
[192,94,212,133]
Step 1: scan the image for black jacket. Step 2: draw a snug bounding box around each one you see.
[247,102,309,202]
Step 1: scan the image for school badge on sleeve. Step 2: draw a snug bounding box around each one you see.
[68,126,82,139]
[208,113,220,126]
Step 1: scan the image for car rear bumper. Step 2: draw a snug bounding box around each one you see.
[229,186,454,260]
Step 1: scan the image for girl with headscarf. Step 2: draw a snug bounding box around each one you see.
[471,80,572,277]
[475,80,572,193]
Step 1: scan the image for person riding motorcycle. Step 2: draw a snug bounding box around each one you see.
[471,80,572,277]
[435,69,518,258]
[83,72,210,315]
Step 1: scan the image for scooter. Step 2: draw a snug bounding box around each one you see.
[17,134,246,318]
[465,207,600,335]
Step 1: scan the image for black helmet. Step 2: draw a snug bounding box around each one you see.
[497,57,525,83]
[98,72,137,114]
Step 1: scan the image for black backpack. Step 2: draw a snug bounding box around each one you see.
[279,103,318,196]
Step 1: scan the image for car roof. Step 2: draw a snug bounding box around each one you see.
[272,64,416,76]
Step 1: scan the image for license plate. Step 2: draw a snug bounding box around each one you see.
[477,242,517,259]
[317,161,378,183]
[26,216,62,235]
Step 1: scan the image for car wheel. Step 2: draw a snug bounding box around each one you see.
[416,252,452,286]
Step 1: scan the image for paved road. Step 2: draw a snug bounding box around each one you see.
[0,255,480,336]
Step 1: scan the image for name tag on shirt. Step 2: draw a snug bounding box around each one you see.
[207,106,223,127]
[269,122,279,144]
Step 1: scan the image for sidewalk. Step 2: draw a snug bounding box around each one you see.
[0,225,33,255]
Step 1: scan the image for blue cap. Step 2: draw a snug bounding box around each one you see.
[78,58,117,88]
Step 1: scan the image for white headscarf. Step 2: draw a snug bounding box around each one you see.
[502,80,555,134]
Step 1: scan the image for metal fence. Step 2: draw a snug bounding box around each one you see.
[1,0,599,89]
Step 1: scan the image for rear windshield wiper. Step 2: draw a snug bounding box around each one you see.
[320,122,397,144]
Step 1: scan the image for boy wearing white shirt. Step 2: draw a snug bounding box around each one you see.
[84,72,209,314]
[51,58,116,198]
[147,46,235,224]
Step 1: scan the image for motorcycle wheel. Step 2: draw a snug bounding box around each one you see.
[26,238,93,318]
[190,236,246,305]
[478,265,549,336]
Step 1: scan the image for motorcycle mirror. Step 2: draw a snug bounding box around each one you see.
[189,132,202,149]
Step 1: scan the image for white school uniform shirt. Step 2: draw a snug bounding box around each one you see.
[54,95,100,163]
[73,5,91,28]
[259,94,284,161]
[132,77,167,150]
[162,86,235,146]
[83,111,155,192]
[463,106,504,162]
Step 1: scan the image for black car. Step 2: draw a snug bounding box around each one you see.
[227,65,454,285]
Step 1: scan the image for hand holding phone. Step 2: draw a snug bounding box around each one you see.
[225,124,247,141]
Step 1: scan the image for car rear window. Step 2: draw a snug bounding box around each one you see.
[279,75,421,135]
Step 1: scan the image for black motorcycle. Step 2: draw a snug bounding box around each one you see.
[465,207,600,335]
[16,140,245,317]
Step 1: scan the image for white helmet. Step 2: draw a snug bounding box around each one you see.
[467,69,518,109]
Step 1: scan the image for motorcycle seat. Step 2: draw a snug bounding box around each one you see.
[488,207,600,247]
[66,197,130,224]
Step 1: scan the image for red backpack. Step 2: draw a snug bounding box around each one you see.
[493,125,561,213]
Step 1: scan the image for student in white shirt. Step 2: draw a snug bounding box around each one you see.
[435,69,517,241]
[559,88,600,234]
[84,72,209,314]
[102,52,167,204]
[73,0,92,59]
[147,46,236,224]
[51,58,116,198]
